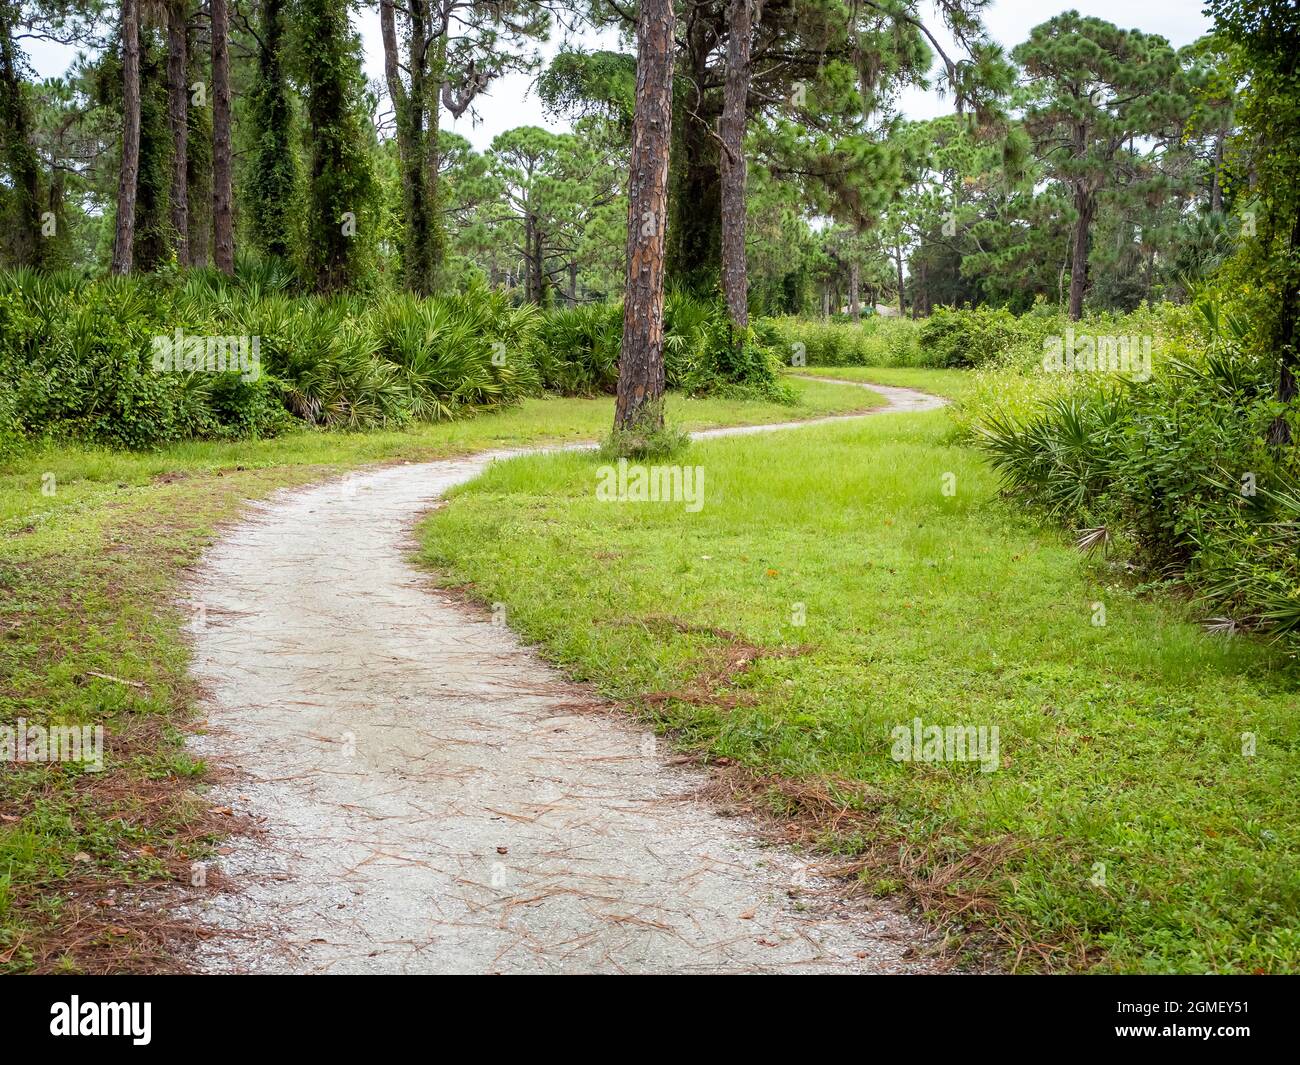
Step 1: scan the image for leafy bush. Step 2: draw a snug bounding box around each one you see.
[757,315,922,367]
[0,270,794,454]
[533,293,791,403]
[368,292,542,420]
[971,294,1300,648]
[919,305,1022,367]
[665,293,792,403]
[532,302,622,395]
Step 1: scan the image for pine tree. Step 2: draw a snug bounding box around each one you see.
[299,0,375,292]
[111,0,141,274]
[614,0,675,433]
[1014,14,1193,318]
[247,0,298,263]
[718,0,755,331]
[0,0,45,268]
[379,0,546,294]
[131,26,173,271]
[165,0,187,264]
[210,0,233,273]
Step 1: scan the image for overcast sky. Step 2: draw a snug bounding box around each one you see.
[26,0,1212,151]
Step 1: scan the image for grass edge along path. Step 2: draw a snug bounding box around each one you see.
[0,378,874,973]
[418,395,1300,975]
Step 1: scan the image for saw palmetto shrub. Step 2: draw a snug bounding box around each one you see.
[533,293,791,402]
[1,266,798,455]
[532,302,622,395]
[664,293,792,403]
[0,269,292,449]
[0,270,548,450]
[972,297,1300,649]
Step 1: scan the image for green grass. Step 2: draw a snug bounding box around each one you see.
[1,378,872,535]
[789,365,978,402]
[419,404,1300,974]
[0,377,873,973]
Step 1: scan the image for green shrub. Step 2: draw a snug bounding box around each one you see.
[665,294,791,403]
[971,294,1300,649]
[368,292,542,420]
[532,302,622,395]
[918,305,1028,368]
[531,294,790,403]
[0,272,550,449]
[0,269,797,454]
[756,315,921,367]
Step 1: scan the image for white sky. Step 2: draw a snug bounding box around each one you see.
[25,0,1211,151]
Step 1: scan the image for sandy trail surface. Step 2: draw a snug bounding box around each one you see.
[184,382,947,973]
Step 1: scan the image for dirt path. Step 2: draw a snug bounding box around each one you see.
[184,383,947,974]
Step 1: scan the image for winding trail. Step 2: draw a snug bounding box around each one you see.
[184,381,946,974]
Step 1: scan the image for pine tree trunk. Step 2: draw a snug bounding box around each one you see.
[532,217,544,304]
[614,0,675,432]
[166,0,188,265]
[523,212,536,303]
[379,0,404,123]
[719,0,753,331]
[895,243,905,316]
[425,30,447,286]
[210,0,234,274]
[666,23,721,296]
[1068,187,1094,320]
[0,12,43,267]
[849,261,860,321]
[382,0,431,292]
[112,0,141,275]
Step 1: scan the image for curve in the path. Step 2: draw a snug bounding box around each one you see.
[184,381,945,974]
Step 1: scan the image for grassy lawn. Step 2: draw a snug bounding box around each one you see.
[419,403,1300,973]
[0,377,871,973]
[789,365,979,402]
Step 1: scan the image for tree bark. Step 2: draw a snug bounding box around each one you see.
[1068,186,1094,319]
[719,0,754,331]
[425,28,447,285]
[382,0,432,292]
[666,20,721,295]
[0,11,43,267]
[210,0,234,274]
[379,0,404,116]
[166,0,189,265]
[524,212,544,304]
[848,261,860,321]
[112,0,141,275]
[894,242,905,316]
[614,0,675,432]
